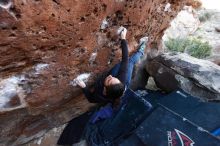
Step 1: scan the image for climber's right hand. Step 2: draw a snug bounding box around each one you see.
[120,27,127,40]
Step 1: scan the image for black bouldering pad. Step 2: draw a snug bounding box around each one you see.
[158,90,220,131]
[120,106,220,146]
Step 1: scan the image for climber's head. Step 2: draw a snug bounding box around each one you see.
[104,75,120,86]
[104,75,125,100]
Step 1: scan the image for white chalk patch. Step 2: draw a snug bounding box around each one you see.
[36,137,43,145]
[89,52,97,63]
[34,63,49,74]
[0,76,25,108]
[101,18,109,30]
[0,1,12,10]
[0,1,18,21]
[53,127,58,133]
[115,0,124,2]
[70,73,91,86]
[164,3,171,12]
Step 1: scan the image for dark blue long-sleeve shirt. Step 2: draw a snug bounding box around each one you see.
[82,39,129,103]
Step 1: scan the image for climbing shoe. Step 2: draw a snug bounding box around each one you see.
[138,36,148,53]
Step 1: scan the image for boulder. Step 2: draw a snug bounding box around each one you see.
[146,53,220,101]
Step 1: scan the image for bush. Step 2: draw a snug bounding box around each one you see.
[185,38,212,59]
[165,37,212,59]
[165,38,189,53]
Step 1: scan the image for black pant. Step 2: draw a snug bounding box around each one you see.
[57,111,93,145]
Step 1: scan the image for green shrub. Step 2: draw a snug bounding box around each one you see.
[185,38,212,59]
[165,37,212,59]
[165,38,190,52]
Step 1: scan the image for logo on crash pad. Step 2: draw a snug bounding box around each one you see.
[167,129,195,146]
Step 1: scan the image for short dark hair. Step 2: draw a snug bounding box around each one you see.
[105,83,125,101]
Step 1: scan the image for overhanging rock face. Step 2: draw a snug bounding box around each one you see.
[0,0,194,145]
[146,53,220,101]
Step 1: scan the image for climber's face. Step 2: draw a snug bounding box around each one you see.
[104,75,121,86]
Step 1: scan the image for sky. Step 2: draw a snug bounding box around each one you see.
[200,0,220,10]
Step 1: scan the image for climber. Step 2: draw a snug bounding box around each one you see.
[75,27,148,105]
[57,27,148,145]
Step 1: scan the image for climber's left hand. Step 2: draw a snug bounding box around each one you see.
[75,79,86,88]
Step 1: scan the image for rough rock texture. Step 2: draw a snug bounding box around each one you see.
[146,53,220,101]
[24,125,66,146]
[0,0,194,145]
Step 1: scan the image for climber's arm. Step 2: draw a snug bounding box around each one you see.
[75,79,106,103]
[82,87,104,103]
[117,29,129,85]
